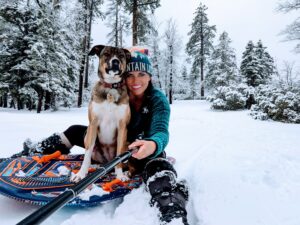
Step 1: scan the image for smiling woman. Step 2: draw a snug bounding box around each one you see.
[126,72,151,100]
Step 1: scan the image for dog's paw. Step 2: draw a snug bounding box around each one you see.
[70,171,87,183]
[116,171,130,182]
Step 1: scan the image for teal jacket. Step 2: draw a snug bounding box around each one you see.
[127,84,170,158]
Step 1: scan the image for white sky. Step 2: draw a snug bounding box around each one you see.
[91,0,299,71]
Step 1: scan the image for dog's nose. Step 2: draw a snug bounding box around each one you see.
[111,59,120,70]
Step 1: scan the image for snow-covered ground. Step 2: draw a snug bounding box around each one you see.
[0,100,299,225]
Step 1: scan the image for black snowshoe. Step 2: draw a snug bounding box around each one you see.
[0,133,69,163]
[145,158,189,225]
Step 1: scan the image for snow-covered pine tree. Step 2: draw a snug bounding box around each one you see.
[0,3,14,108]
[186,2,216,99]
[22,0,80,112]
[0,0,82,112]
[77,0,104,107]
[206,31,238,91]
[240,40,276,87]
[173,65,190,99]
[145,17,163,90]
[255,40,276,84]
[240,41,260,87]
[0,1,38,110]
[105,0,130,47]
[206,32,247,111]
[250,59,300,123]
[123,0,161,45]
[163,19,182,104]
[277,0,300,53]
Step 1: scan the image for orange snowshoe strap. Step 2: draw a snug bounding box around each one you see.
[72,167,97,174]
[102,179,125,192]
[33,151,62,164]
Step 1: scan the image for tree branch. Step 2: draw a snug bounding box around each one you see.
[277,0,300,13]
[137,0,159,7]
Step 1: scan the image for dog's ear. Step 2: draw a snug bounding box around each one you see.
[89,45,106,57]
[123,49,131,62]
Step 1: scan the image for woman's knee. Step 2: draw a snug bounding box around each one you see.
[63,125,87,148]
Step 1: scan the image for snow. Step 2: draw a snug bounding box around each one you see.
[78,184,109,201]
[0,100,300,225]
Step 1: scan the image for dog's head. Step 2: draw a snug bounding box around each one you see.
[89,45,131,84]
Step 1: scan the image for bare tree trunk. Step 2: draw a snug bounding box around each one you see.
[44,91,51,110]
[200,14,204,99]
[115,2,119,47]
[10,99,16,109]
[78,37,86,108]
[17,97,24,110]
[78,0,88,107]
[153,45,162,89]
[84,0,94,88]
[169,45,173,104]
[132,0,138,46]
[37,91,44,113]
[119,16,123,47]
[1,93,8,108]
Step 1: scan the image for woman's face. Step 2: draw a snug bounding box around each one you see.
[125,71,151,98]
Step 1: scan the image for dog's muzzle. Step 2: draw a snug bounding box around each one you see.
[106,59,122,75]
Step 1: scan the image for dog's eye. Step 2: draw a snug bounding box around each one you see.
[103,53,110,57]
[119,54,125,59]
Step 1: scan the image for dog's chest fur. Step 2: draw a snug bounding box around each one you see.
[91,88,128,145]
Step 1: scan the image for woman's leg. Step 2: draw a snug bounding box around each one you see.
[143,157,189,225]
[21,125,87,156]
[62,125,87,148]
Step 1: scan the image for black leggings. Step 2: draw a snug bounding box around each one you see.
[63,125,87,148]
[62,125,176,181]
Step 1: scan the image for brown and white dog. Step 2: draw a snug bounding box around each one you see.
[71,45,131,182]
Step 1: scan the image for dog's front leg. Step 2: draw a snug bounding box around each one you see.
[71,118,98,183]
[115,118,129,181]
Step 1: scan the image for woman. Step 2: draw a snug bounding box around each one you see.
[15,51,189,224]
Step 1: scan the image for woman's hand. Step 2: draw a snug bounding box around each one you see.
[128,140,156,159]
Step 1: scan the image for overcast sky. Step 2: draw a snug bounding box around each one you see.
[91,0,299,70]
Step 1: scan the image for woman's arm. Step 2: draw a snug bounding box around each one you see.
[129,90,170,159]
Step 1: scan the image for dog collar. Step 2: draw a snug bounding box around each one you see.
[102,80,125,89]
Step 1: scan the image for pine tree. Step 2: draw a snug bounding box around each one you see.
[173,65,190,99]
[0,1,37,110]
[186,3,216,99]
[240,41,260,87]
[77,0,104,107]
[146,17,163,89]
[255,40,275,84]
[206,31,238,90]
[105,0,130,47]
[240,40,275,87]
[123,0,161,45]
[0,0,82,112]
[163,19,182,104]
[206,32,246,111]
[21,0,79,112]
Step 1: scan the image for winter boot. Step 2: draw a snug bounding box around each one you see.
[0,139,37,162]
[14,133,71,158]
[144,158,189,225]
